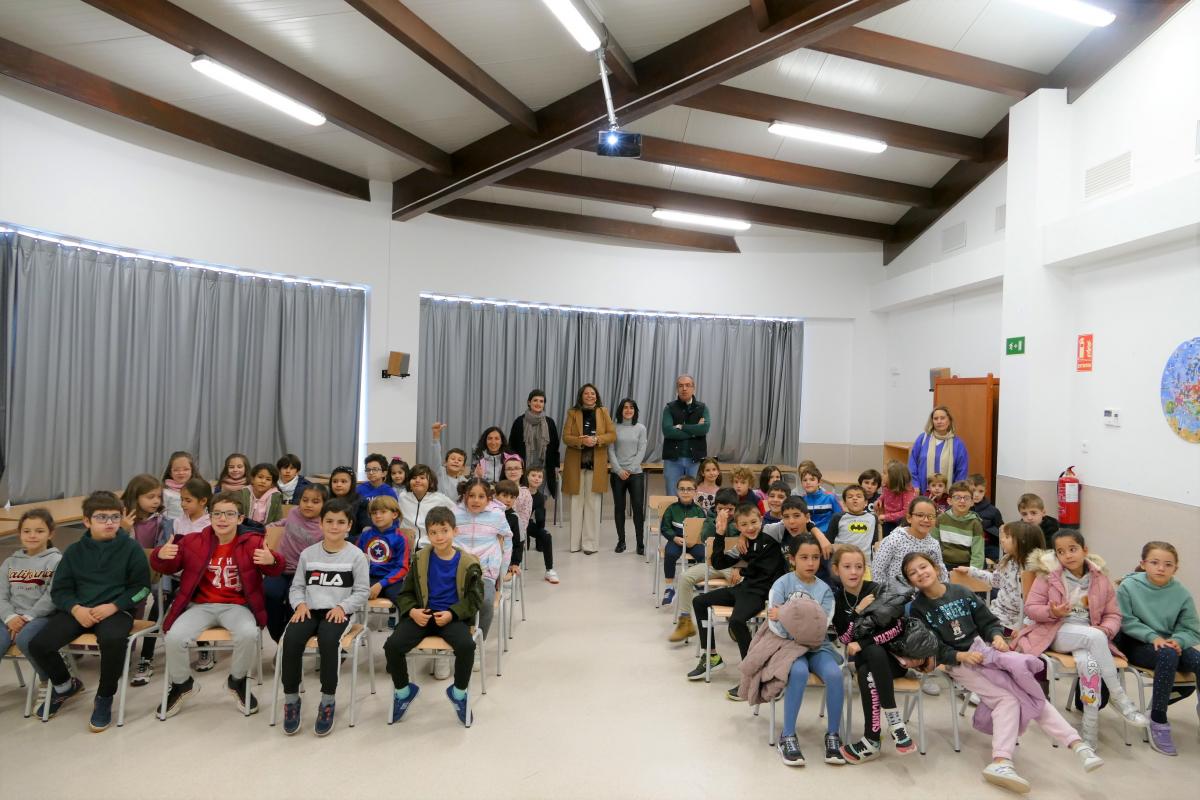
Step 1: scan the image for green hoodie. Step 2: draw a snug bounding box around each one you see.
[51,531,151,612]
[1117,571,1200,651]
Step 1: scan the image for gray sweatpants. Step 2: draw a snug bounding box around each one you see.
[165,603,259,683]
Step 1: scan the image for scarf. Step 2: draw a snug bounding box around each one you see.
[164,478,185,492]
[221,476,248,493]
[278,475,299,502]
[924,431,956,485]
[249,486,279,523]
[522,410,549,469]
[278,507,324,572]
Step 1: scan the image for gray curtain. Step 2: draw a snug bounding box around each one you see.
[417,295,802,468]
[1,232,364,502]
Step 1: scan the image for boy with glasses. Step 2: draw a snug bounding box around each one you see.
[357,453,399,502]
[29,491,152,731]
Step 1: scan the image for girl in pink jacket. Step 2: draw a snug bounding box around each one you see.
[1012,531,1148,749]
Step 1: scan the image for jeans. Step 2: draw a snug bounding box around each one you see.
[385,617,476,691]
[30,610,135,698]
[609,472,646,545]
[663,458,698,498]
[479,581,497,640]
[0,616,50,679]
[782,649,844,737]
[279,612,349,695]
[663,541,704,580]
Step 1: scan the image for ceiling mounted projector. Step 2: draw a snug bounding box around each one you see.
[597,129,641,157]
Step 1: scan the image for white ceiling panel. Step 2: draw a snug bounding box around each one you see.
[681,109,782,158]
[771,137,955,186]
[805,52,931,117]
[581,152,676,188]
[534,150,585,176]
[826,195,910,224]
[668,167,758,202]
[594,0,746,60]
[750,182,849,214]
[579,199,658,226]
[469,185,583,214]
[624,106,692,140]
[723,49,828,102]
[955,1,1093,73]
[856,0,990,49]
[893,79,1015,137]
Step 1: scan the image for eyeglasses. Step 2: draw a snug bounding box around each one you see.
[211,510,241,520]
[910,512,936,520]
[365,467,384,474]
[91,513,122,524]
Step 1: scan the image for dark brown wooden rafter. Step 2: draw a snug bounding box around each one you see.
[344,0,537,133]
[81,0,452,174]
[391,0,906,219]
[433,199,740,252]
[0,37,371,200]
[747,0,772,31]
[498,169,892,240]
[557,0,638,88]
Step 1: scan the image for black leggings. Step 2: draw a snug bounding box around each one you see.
[609,472,646,543]
[853,643,908,741]
[280,613,349,696]
[1120,635,1200,723]
[526,526,554,569]
[30,610,135,698]
[385,617,476,691]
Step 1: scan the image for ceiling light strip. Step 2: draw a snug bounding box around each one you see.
[652,208,751,231]
[191,55,326,126]
[767,121,887,153]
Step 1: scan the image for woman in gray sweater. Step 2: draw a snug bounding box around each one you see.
[608,398,649,554]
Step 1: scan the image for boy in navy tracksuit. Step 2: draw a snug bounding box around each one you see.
[359,496,410,605]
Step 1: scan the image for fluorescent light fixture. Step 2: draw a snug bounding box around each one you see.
[767,121,887,153]
[540,0,602,51]
[652,208,751,232]
[191,55,326,126]
[1009,0,1115,27]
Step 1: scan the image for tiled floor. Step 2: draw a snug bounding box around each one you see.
[1,522,1196,799]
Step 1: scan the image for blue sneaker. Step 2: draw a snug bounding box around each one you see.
[37,677,84,720]
[662,587,675,606]
[314,700,336,737]
[390,683,420,724]
[446,685,472,727]
[88,694,114,732]
[282,698,301,735]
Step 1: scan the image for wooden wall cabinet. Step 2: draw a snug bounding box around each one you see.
[933,374,1000,495]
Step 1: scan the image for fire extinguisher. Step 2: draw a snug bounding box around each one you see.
[1058,467,1081,527]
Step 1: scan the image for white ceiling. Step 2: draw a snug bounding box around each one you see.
[0,0,1107,237]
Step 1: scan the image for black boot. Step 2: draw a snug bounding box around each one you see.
[635,534,645,556]
[614,535,626,553]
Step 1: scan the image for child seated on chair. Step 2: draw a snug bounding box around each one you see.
[826,485,878,573]
[933,481,985,570]
[660,475,707,607]
[730,467,766,515]
[454,478,511,641]
[495,480,525,579]
[925,474,950,516]
[968,473,1003,562]
[904,551,1103,794]
[668,488,738,644]
[687,503,786,687]
[794,465,841,536]
[1017,492,1059,541]
[279,498,370,737]
[358,495,411,608]
[29,491,151,732]
[762,481,790,525]
[767,533,846,767]
[276,453,313,505]
[263,484,328,642]
[174,477,212,537]
[858,469,882,515]
[0,510,61,686]
[384,506,484,728]
[151,492,284,718]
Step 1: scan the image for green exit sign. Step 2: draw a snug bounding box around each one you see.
[1006,336,1026,355]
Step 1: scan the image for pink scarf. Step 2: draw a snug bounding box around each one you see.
[221,477,249,493]
[248,486,279,522]
[164,478,185,492]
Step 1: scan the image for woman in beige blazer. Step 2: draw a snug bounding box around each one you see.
[562,383,615,554]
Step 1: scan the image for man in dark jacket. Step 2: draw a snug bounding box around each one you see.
[661,374,711,496]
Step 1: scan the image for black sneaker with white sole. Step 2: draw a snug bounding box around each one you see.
[824,732,847,765]
[159,677,198,718]
[130,658,154,687]
[778,735,805,766]
[227,675,260,715]
[725,684,744,702]
[686,653,724,681]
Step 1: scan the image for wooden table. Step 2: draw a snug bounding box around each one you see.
[0,496,88,525]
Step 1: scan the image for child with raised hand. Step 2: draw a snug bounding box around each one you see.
[858,469,882,515]
[955,521,1044,635]
[768,533,846,767]
[388,458,409,494]
[968,473,1003,561]
[1012,530,1149,750]
[174,477,212,537]
[471,426,510,483]
[151,492,284,718]
[905,551,1102,793]
[280,498,370,737]
[358,453,399,502]
[1017,493,1059,541]
[218,453,250,494]
[694,457,722,516]
[872,497,947,594]
[933,481,985,570]
[879,460,917,538]
[385,506,484,728]
[0,510,61,685]
[121,474,173,687]
[795,465,841,535]
[659,475,707,607]
[1116,541,1200,756]
[430,422,468,497]
[263,484,328,641]
[397,464,455,549]
[238,462,284,526]
[454,477,511,640]
[358,495,411,607]
[29,491,151,732]
[327,465,370,542]
[524,467,558,584]
[762,481,790,525]
[924,473,949,516]
[826,485,877,572]
[276,453,312,504]
[161,450,203,521]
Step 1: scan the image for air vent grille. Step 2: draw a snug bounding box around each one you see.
[995,204,1006,232]
[1084,151,1132,199]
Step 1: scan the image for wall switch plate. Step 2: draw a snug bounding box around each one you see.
[1081,440,1089,454]
[1103,408,1121,427]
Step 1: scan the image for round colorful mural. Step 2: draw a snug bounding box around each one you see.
[1161,337,1200,443]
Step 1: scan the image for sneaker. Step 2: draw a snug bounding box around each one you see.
[687,653,723,681]
[1147,721,1177,756]
[130,658,154,687]
[446,685,472,727]
[282,698,301,735]
[544,570,560,584]
[661,587,675,606]
[195,650,215,672]
[36,677,84,720]
[158,677,198,719]
[433,657,452,680]
[982,760,1030,794]
[968,691,980,706]
[1074,742,1105,771]
[314,700,335,736]
[778,734,805,766]
[841,737,881,765]
[824,732,846,764]
[88,695,113,733]
[1115,700,1150,728]
[725,684,744,702]
[227,675,259,715]
[668,616,697,643]
[390,683,420,724]
[891,724,916,755]
[921,680,941,696]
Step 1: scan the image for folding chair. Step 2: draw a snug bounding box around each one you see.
[1128,663,1199,743]
[504,568,525,641]
[667,518,705,618]
[758,661,854,746]
[3,644,39,718]
[704,605,767,683]
[1041,650,1132,746]
[269,615,374,728]
[492,587,507,676]
[894,668,962,754]
[646,494,677,577]
[387,611,486,728]
[157,626,265,720]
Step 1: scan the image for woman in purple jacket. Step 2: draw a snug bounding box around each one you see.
[908,406,969,493]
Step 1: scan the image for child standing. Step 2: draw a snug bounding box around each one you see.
[29,491,151,732]
[0,510,61,684]
[218,453,251,495]
[694,458,722,517]
[796,465,841,535]
[826,485,878,571]
[1012,531,1149,749]
[872,497,947,593]
[454,478,511,640]
[524,467,558,584]
[1116,541,1200,756]
[933,481,985,570]
[358,496,411,607]
[955,521,1044,635]
[769,534,846,766]
[276,453,312,504]
[263,484,328,641]
[905,551,1102,792]
[430,422,468,497]
[858,469,883,515]
[174,477,212,537]
[279,498,370,736]
[161,451,203,522]
[384,506,484,727]
[879,461,917,538]
[968,473,1004,562]
[121,474,172,687]
[659,475,707,607]
[1017,493,1060,541]
[237,462,284,526]
[397,464,456,549]
[925,474,950,516]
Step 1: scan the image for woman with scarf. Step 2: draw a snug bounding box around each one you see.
[907,405,969,493]
[509,389,561,500]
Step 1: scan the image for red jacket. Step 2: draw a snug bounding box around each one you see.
[151,527,285,632]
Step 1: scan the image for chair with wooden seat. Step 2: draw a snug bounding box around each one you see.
[837,656,962,755]
[1127,663,1198,743]
[646,494,677,581]
[758,662,854,746]
[269,618,374,728]
[1041,650,1132,746]
[704,604,768,683]
[156,626,265,720]
[3,644,39,718]
[386,612,486,728]
[667,518,706,619]
[949,569,993,600]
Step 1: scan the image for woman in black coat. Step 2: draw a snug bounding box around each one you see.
[509,389,561,500]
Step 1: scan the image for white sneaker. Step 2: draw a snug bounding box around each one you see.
[544,570,560,584]
[982,760,1030,794]
[1115,700,1150,728]
[968,692,980,706]
[433,657,452,680]
[1073,743,1104,772]
[921,680,941,696]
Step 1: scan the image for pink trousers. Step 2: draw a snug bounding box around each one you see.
[949,664,1081,761]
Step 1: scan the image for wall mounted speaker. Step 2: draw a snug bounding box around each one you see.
[383,351,410,379]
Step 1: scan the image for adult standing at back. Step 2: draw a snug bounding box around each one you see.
[908,405,969,493]
[562,384,615,555]
[661,375,711,497]
[508,389,561,500]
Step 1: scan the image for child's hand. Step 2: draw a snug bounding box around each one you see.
[1050,601,1071,618]
[846,642,861,657]
[121,509,136,531]
[432,422,447,439]
[767,607,780,621]
[854,594,875,613]
[956,651,984,666]
[71,605,96,628]
[369,583,382,600]
[157,541,180,561]
[736,534,751,553]
[326,606,347,624]
[673,535,684,546]
[6,616,26,635]
[953,566,970,574]
[815,531,831,559]
[290,603,311,623]
[508,565,521,577]
[410,608,431,625]
[433,611,452,627]
[619,470,630,480]
[90,603,118,622]
[252,544,276,566]
[715,508,730,529]
[992,635,1009,652]
[729,567,742,585]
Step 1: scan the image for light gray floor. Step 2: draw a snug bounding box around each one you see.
[1,519,1197,800]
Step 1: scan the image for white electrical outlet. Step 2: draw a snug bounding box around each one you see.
[1103,408,1121,427]
[1081,440,1090,454]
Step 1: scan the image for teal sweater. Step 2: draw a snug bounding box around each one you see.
[1117,572,1200,651]
[51,531,151,612]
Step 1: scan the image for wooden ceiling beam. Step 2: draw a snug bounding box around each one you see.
[81,0,452,174]
[499,169,892,240]
[433,199,740,252]
[392,0,906,219]
[680,84,985,161]
[810,27,1046,98]
[345,0,537,134]
[558,0,638,88]
[0,37,371,200]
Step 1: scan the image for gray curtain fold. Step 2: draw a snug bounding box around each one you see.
[2,232,364,501]
[417,295,802,469]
